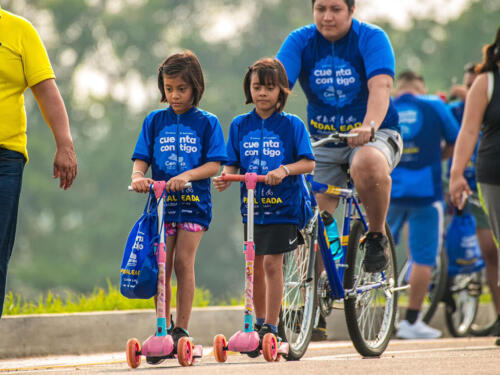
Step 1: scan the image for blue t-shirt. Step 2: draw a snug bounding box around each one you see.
[276,19,399,145]
[132,106,227,228]
[448,100,479,191]
[391,93,459,205]
[227,109,315,225]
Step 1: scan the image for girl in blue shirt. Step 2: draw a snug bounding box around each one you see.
[130,50,227,349]
[213,58,315,340]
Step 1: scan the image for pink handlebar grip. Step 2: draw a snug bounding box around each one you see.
[153,181,166,199]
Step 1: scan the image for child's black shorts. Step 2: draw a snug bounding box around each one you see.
[243,223,304,255]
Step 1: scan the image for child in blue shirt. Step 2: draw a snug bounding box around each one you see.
[213,58,315,340]
[131,50,227,351]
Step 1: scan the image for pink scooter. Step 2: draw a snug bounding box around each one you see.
[126,181,203,368]
[213,173,289,362]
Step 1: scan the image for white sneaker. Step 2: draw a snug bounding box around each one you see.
[396,320,442,339]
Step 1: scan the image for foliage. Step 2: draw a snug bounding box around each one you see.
[2,0,499,303]
[2,280,211,315]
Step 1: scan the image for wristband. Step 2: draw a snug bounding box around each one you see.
[281,165,290,176]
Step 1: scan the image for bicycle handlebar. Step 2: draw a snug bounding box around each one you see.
[128,182,192,191]
[311,121,376,148]
[220,173,266,183]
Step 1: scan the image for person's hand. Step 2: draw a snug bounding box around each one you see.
[131,177,154,193]
[213,174,231,192]
[165,173,190,192]
[449,85,468,101]
[449,173,472,209]
[53,144,77,190]
[347,125,373,148]
[265,166,287,185]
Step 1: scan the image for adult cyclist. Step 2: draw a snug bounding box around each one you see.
[277,0,402,339]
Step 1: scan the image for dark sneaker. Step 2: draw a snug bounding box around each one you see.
[311,327,328,341]
[171,327,190,351]
[311,313,328,341]
[146,356,165,365]
[167,315,175,335]
[254,323,262,332]
[258,323,281,342]
[362,232,388,273]
[488,319,500,337]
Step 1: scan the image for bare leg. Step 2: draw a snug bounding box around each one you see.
[408,264,432,311]
[477,227,500,314]
[350,146,391,234]
[173,229,204,330]
[264,253,285,326]
[253,255,266,323]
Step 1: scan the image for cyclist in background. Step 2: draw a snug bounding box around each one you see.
[276,0,402,339]
[388,71,459,339]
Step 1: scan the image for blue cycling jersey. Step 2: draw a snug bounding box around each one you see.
[447,100,479,192]
[276,19,399,145]
[132,106,227,228]
[226,109,315,225]
[391,93,459,205]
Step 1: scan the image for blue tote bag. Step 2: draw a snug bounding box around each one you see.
[120,189,163,299]
[445,210,485,277]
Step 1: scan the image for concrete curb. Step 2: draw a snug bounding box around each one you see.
[0,305,493,359]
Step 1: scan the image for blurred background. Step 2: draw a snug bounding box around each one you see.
[3,0,499,305]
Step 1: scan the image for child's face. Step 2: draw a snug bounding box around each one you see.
[163,74,194,114]
[250,73,280,118]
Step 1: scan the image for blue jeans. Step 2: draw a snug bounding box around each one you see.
[0,148,25,318]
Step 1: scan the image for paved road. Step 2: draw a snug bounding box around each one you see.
[1,337,498,374]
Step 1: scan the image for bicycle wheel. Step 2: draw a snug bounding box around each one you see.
[396,246,448,324]
[444,272,480,337]
[278,218,317,360]
[344,221,397,357]
[469,269,497,336]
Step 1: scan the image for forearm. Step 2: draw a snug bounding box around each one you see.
[31,79,73,148]
[222,165,239,175]
[183,161,221,181]
[282,158,315,175]
[441,144,454,160]
[450,129,479,177]
[363,75,393,130]
[131,160,149,178]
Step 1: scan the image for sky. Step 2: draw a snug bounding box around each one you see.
[357,0,473,28]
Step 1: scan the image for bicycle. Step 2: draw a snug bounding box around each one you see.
[279,130,399,358]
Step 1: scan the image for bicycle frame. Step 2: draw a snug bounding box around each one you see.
[305,174,393,301]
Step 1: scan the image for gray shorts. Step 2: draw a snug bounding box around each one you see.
[314,128,403,187]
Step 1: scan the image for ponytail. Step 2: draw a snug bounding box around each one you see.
[477,26,500,73]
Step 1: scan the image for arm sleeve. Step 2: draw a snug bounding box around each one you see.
[358,27,395,80]
[132,113,154,164]
[22,21,55,87]
[226,120,241,167]
[203,117,228,164]
[429,99,460,144]
[293,116,315,160]
[276,29,307,89]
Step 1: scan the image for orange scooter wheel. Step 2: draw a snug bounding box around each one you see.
[213,334,228,363]
[177,337,194,366]
[262,333,278,362]
[126,338,142,368]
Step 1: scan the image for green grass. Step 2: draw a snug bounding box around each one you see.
[2,280,213,316]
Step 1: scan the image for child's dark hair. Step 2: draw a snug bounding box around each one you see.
[157,50,204,106]
[476,26,500,73]
[311,0,355,11]
[243,58,290,112]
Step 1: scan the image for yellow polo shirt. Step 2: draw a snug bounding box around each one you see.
[0,6,56,162]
